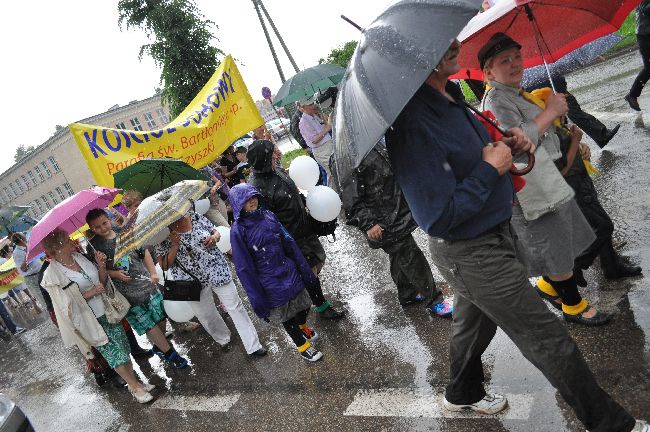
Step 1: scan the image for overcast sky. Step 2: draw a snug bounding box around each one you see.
[0,0,392,175]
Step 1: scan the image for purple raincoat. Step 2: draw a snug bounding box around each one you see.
[230,184,317,319]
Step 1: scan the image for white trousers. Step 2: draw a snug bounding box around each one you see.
[312,141,335,184]
[190,281,262,354]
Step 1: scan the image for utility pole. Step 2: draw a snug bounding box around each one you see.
[251,0,300,84]
[251,0,285,82]
[257,0,300,74]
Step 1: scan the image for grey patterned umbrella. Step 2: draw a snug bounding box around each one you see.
[333,0,482,181]
[522,33,623,89]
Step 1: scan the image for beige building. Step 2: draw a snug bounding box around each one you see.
[0,95,171,219]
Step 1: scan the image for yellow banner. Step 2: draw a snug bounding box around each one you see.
[0,258,25,294]
[70,55,263,187]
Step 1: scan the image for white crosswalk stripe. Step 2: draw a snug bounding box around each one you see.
[152,394,241,412]
[343,388,534,420]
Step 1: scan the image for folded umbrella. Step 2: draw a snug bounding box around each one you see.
[26,187,122,260]
[114,180,209,260]
[333,0,482,181]
[113,158,208,198]
[453,0,639,80]
[273,63,346,108]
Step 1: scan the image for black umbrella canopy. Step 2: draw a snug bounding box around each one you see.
[333,0,482,182]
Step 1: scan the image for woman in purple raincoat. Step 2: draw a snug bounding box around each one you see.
[229,183,324,362]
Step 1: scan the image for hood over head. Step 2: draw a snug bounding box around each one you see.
[247,140,275,173]
[229,183,261,220]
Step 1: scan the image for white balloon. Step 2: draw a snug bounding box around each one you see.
[163,300,195,322]
[289,155,320,191]
[216,226,231,253]
[145,227,170,246]
[194,199,210,215]
[306,186,342,222]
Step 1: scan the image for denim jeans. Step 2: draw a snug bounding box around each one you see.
[0,299,18,334]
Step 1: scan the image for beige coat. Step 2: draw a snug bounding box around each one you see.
[41,253,108,359]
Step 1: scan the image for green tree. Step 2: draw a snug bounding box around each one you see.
[319,41,358,68]
[14,144,35,162]
[118,0,225,118]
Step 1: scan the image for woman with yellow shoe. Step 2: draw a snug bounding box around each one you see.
[479,33,609,326]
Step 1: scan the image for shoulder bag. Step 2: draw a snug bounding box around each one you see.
[162,254,203,302]
[102,276,131,324]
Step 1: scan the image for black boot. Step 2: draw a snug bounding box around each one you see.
[107,369,127,388]
[600,242,642,280]
[598,124,620,148]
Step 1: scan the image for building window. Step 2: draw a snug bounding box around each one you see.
[28,170,37,186]
[20,176,30,191]
[64,182,74,196]
[48,191,58,205]
[41,161,52,177]
[34,198,44,214]
[41,195,49,208]
[130,117,143,131]
[16,180,24,194]
[144,112,157,129]
[157,108,170,124]
[34,165,45,181]
[9,183,19,197]
[4,187,12,200]
[115,122,126,129]
[48,156,61,173]
[55,186,66,201]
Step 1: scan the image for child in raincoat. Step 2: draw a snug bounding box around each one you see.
[229,183,324,362]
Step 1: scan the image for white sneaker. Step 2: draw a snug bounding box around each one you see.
[443,393,507,415]
[632,420,649,432]
[130,387,154,404]
[142,383,155,392]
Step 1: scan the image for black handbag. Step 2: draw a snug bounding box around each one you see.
[161,256,202,302]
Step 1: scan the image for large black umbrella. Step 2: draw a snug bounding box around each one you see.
[333,0,482,181]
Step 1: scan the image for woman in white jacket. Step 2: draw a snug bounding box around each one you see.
[40,229,154,404]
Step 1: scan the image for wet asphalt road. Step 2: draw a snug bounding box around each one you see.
[2,51,650,431]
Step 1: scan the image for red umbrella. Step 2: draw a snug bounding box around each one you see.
[452,0,641,81]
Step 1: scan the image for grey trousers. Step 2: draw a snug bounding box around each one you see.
[428,223,634,432]
[381,234,436,305]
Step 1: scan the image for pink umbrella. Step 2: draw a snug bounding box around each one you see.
[26,186,121,260]
[452,0,640,80]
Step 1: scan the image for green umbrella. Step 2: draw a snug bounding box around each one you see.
[113,158,208,198]
[273,64,345,107]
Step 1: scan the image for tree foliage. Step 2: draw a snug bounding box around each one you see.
[319,41,358,68]
[14,144,35,162]
[118,0,225,118]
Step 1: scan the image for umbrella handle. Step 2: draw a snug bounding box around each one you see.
[509,152,535,176]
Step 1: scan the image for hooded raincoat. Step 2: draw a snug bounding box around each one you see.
[229,184,317,319]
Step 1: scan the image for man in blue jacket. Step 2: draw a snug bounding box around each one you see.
[386,38,645,431]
